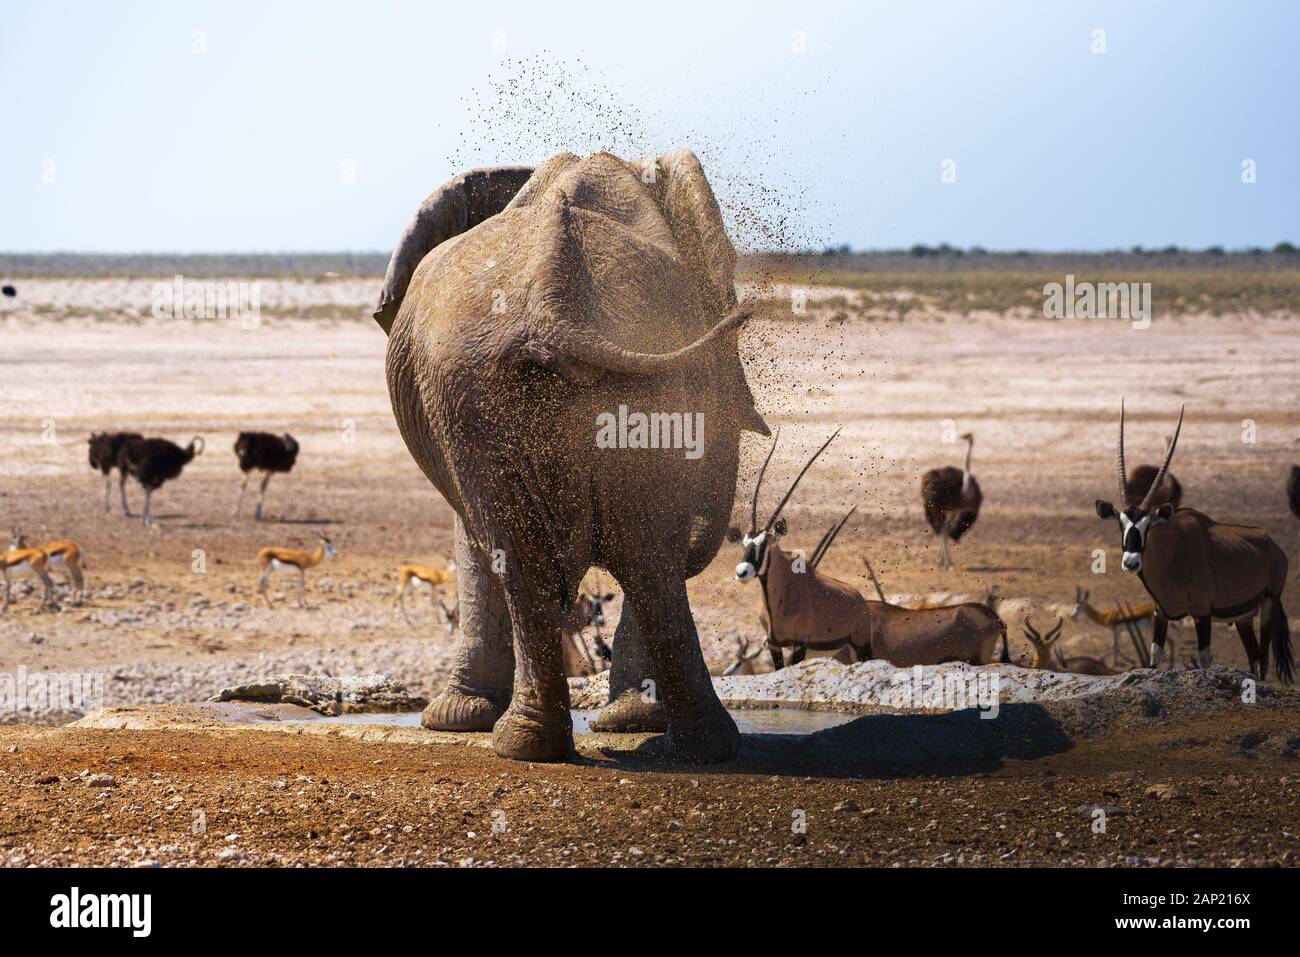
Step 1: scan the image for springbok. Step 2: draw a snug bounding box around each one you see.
[1021,617,1121,675]
[728,430,1007,669]
[393,561,457,627]
[560,590,616,676]
[1067,585,1161,663]
[2,536,55,611]
[8,532,85,605]
[437,597,460,636]
[1095,403,1294,682]
[255,534,337,609]
[720,637,764,676]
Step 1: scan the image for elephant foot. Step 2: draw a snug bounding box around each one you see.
[590,688,668,733]
[421,685,507,732]
[492,706,573,762]
[666,701,741,763]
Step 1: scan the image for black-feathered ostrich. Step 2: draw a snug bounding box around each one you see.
[1,285,15,298]
[122,436,205,527]
[1288,464,1300,580]
[88,431,143,515]
[1126,436,1183,508]
[233,431,299,520]
[921,431,982,571]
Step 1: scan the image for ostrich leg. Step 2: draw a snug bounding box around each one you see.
[141,488,153,527]
[255,473,272,521]
[233,473,250,517]
[421,515,515,731]
[103,475,112,514]
[119,474,132,516]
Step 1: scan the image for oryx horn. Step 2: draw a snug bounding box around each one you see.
[764,427,842,531]
[750,428,781,534]
[1116,399,1129,506]
[1138,404,1185,510]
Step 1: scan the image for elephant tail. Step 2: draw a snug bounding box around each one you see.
[525,307,754,377]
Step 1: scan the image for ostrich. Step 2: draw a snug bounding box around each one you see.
[1,285,15,298]
[233,431,299,520]
[921,431,982,571]
[88,431,143,515]
[122,435,205,527]
[1126,457,1183,508]
[1288,464,1300,579]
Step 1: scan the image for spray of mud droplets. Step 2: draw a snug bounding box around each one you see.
[449,55,879,529]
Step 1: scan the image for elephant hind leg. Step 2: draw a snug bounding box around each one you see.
[491,573,574,762]
[422,516,515,732]
[591,606,669,732]
[618,571,739,763]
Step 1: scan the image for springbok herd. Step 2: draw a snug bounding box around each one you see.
[3,406,1299,686]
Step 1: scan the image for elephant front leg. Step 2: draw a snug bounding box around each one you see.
[421,516,515,732]
[591,607,668,732]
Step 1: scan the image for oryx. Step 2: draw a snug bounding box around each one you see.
[1095,402,1293,683]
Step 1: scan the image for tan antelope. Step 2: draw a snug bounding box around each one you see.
[1095,403,1294,682]
[2,536,55,611]
[720,637,764,676]
[255,534,337,608]
[8,532,86,605]
[560,589,616,676]
[437,596,459,636]
[1068,585,1160,663]
[727,429,1007,669]
[393,561,457,627]
[1021,616,1121,675]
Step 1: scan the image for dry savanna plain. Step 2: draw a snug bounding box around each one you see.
[1,262,1299,867]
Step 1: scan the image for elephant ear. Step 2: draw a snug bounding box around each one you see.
[640,149,738,319]
[374,165,536,334]
[640,149,768,436]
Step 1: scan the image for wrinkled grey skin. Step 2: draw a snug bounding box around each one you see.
[377,151,767,761]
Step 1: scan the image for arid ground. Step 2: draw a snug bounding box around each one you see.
[1,274,1298,866]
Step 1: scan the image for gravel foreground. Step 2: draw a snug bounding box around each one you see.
[1,701,1298,868]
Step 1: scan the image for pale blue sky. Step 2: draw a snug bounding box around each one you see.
[2,0,1296,252]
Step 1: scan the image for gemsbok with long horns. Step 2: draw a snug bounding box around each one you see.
[728,429,1006,669]
[1095,402,1293,682]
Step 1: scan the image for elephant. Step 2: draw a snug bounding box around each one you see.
[376,150,769,762]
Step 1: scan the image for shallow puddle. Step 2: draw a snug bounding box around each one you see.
[286,708,857,736]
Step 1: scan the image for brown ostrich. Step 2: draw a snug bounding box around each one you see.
[233,431,300,520]
[88,431,144,515]
[1126,449,1183,508]
[921,431,981,571]
[122,436,205,527]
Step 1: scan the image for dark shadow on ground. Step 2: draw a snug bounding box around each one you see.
[587,703,1075,780]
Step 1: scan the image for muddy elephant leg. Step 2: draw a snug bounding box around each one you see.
[421,516,515,731]
[787,644,807,666]
[621,574,739,763]
[492,579,573,762]
[591,607,668,732]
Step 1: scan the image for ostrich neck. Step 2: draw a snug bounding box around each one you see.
[960,439,973,490]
